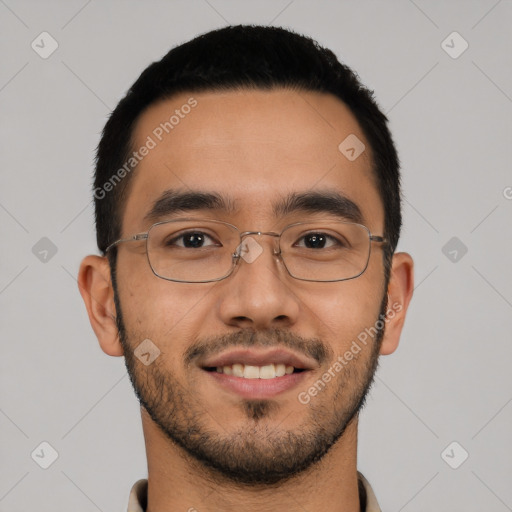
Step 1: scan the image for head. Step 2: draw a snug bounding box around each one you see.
[79,25,413,485]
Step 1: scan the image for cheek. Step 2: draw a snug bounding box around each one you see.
[295,276,383,352]
[116,260,213,345]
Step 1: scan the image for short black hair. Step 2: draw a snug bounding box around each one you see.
[94,24,401,277]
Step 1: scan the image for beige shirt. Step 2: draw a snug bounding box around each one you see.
[127,471,381,511]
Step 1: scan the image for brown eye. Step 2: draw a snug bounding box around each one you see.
[166,231,220,249]
[295,232,344,249]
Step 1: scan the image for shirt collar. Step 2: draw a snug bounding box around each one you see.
[127,472,381,511]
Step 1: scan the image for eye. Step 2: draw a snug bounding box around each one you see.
[166,230,221,249]
[294,231,350,250]
[294,232,346,249]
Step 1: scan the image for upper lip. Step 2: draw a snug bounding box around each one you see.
[200,348,317,370]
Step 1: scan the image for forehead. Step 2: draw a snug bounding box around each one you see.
[122,89,383,232]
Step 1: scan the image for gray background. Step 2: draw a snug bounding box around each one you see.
[1,0,511,510]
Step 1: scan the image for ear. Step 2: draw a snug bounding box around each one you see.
[77,255,124,357]
[379,252,414,355]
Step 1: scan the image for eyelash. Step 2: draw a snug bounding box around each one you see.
[167,230,345,249]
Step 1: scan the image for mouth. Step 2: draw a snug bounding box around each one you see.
[200,348,315,399]
[204,363,304,379]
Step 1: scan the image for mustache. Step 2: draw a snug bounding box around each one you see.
[184,327,332,367]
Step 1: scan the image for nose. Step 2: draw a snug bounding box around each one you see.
[215,233,301,330]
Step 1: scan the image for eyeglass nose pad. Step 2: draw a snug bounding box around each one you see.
[231,237,281,263]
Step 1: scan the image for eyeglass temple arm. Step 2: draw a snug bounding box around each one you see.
[105,233,149,253]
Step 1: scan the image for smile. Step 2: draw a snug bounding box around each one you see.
[206,363,302,379]
[200,348,315,399]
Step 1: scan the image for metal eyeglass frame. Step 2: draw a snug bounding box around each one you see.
[104,218,387,283]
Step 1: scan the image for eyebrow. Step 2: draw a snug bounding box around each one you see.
[143,188,364,225]
[274,190,363,224]
[143,189,237,224]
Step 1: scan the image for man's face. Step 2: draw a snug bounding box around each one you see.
[114,89,388,484]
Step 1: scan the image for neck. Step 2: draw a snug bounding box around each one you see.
[141,408,362,512]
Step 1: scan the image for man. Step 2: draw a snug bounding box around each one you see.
[78,25,414,511]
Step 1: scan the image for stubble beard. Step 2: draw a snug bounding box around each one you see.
[112,279,386,485]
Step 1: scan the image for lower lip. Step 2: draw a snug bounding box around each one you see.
[205,370,310,399]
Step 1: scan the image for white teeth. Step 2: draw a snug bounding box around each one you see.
[213,363,298,378]
[243,365,260,379]
[275,363,286,377]
[232,363,244,377]
[259,364,276,379]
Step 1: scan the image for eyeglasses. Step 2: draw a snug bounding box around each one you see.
[105,218,387,283]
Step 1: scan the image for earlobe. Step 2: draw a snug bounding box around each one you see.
[379,252,414,355]
[77,255,124,357]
